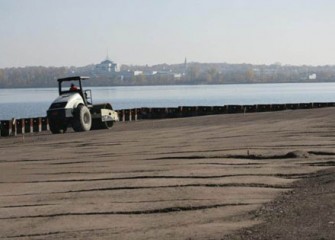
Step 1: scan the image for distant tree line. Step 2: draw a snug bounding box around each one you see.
[1,63,335,88]
[0,66,69,88]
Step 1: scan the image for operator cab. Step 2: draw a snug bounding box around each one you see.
[58,76,92,106]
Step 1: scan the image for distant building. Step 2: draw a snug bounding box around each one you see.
[134,71,143,76]
[174,73,182,79]
[309,73,317,80]
[95,56,119,73]
[93,56,186,81]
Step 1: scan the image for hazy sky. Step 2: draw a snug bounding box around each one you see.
[1,0,335,68]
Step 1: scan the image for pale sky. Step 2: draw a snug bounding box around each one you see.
[1,0,335,68]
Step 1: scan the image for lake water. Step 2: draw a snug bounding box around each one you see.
[1,83,335,120]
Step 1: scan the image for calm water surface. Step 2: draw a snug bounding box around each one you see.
[1,83,335,119]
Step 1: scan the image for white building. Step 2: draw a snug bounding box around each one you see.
[95,57,120,73]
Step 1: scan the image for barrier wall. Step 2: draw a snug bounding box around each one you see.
[0,117,48,137]
[243,105,257,113]
[1,102,335,137]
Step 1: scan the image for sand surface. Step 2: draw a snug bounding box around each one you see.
[1,108,335,239]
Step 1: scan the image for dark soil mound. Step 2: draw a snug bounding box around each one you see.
[223,167,335,240]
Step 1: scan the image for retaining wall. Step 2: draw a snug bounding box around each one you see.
[0,117,49,137]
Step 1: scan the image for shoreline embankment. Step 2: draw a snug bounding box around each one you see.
[1,101,334,137]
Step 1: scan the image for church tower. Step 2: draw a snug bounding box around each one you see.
[184,57,188,75]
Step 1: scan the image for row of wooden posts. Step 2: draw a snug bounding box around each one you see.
[1,102,334,137]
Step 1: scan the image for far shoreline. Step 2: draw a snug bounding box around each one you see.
[1,80,335,89]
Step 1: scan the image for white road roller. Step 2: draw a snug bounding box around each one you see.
[47,76,118,134]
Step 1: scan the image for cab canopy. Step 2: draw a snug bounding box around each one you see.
[57,76,90,82]
[57,76,90,95]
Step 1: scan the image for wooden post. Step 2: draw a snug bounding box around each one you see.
[122,110,125,122]
[135,109,138,121]
[30,118,33,133]
[38,117,42,132]
[47,118,50,131]
[8,120,12,136]
[9,118,17,136]
[21,119,25,134]
[129,109,132,122]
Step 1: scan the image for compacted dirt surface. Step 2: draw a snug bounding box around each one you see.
[0,108,335,239]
